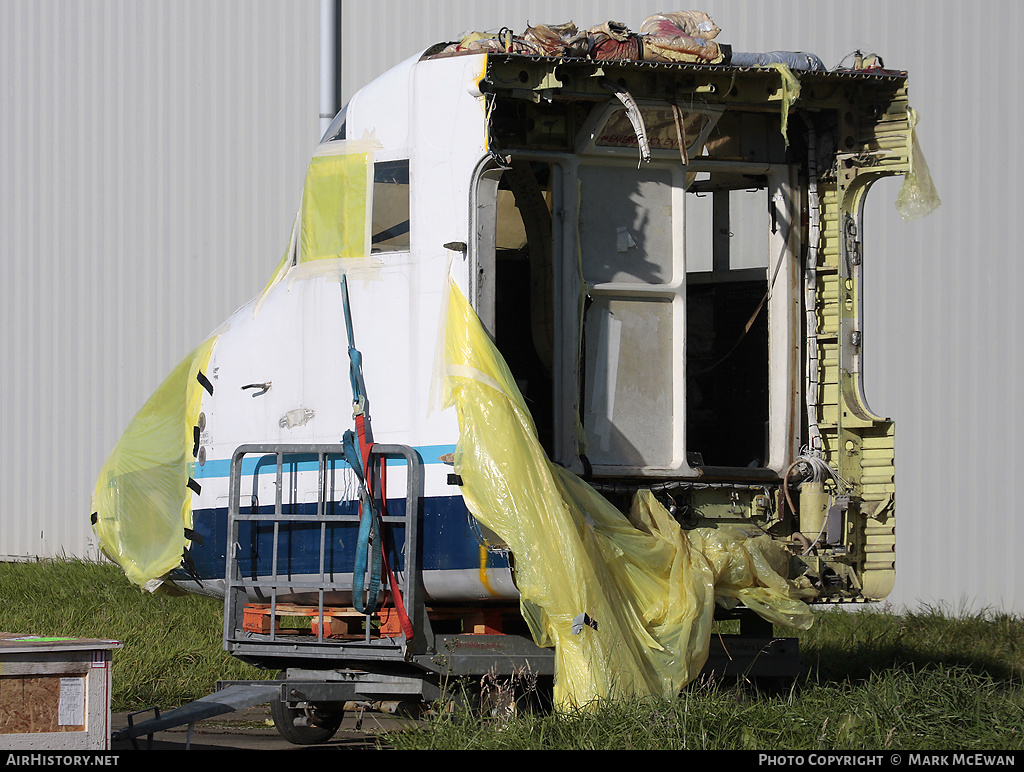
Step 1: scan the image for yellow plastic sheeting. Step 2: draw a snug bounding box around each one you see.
[299,147,371,263]
[257,214,300,311]
[92,337,216,590]
[259,142,377,307]
[443,280,814,708]
[896,108,941,221]
[769,63,800,147]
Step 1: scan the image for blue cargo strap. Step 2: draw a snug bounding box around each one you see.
[340,276,414,638]
[342,429,381,614]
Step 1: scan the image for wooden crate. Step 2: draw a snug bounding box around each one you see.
[0,633,122,750]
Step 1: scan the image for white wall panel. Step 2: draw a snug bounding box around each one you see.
[0,1,320,560]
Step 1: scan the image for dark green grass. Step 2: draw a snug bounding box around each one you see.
[381,663,1024,750]
[381,606,1024,750]
[2,559,1022,749]
[0,558,271,711]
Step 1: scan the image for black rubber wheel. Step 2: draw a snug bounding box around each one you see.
[270,699,343,745]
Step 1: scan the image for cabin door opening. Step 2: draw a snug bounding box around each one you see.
[483,158,558,456]
[684,170,772,468]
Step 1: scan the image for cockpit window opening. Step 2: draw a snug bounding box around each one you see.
[321,106,348,143]
[371,160,410,252]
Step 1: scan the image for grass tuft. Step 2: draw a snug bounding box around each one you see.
[383,606,1024,750]
[2,560,1022,749]
[0,558,271,711]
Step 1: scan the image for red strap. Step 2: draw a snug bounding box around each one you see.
[382,543,415,641]
[356,414,373,498]
[354,417,414,642]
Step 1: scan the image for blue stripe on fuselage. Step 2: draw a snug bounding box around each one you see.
[191,444,457,481]
[180,492,508,583]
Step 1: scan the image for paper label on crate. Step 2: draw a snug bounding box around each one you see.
[58,677,86,726]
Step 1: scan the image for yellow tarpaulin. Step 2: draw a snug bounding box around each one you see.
[299,148,371,262]
[258,141,377,307]
[91,337,216,590]
[442,279,814,708]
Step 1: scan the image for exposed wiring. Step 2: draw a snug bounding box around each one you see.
[784,446,852,554]
[833,50,866,70]
[805,127,823,454]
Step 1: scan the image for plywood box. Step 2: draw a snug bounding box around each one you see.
[0,633,122,750]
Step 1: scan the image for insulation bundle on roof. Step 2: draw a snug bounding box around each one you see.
[441,11,725,64]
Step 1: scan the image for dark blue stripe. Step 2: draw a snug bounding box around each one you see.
[176,494,510,582]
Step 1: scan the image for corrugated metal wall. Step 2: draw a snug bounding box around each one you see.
[0,1,320,561]
[4,1,1020,615]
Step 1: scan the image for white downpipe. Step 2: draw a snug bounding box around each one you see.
[320,0,340,139]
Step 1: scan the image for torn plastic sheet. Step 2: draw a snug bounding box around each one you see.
[896,108,941,221]
[442,280,814,709]
[769,63,801,147]
[91,337,217,591]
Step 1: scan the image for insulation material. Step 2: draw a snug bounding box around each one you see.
[896,108,941,221]
[523,23,590,58]
[442,280,814,709]
[728,50,826,71]
[638,11,721,41]
[637,12,723,63]
[440,13,724,63]
[91,337,217,590]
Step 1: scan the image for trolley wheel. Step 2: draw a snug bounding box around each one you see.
[270,699,343,745]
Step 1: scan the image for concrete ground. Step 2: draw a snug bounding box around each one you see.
[109,703,422,751]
